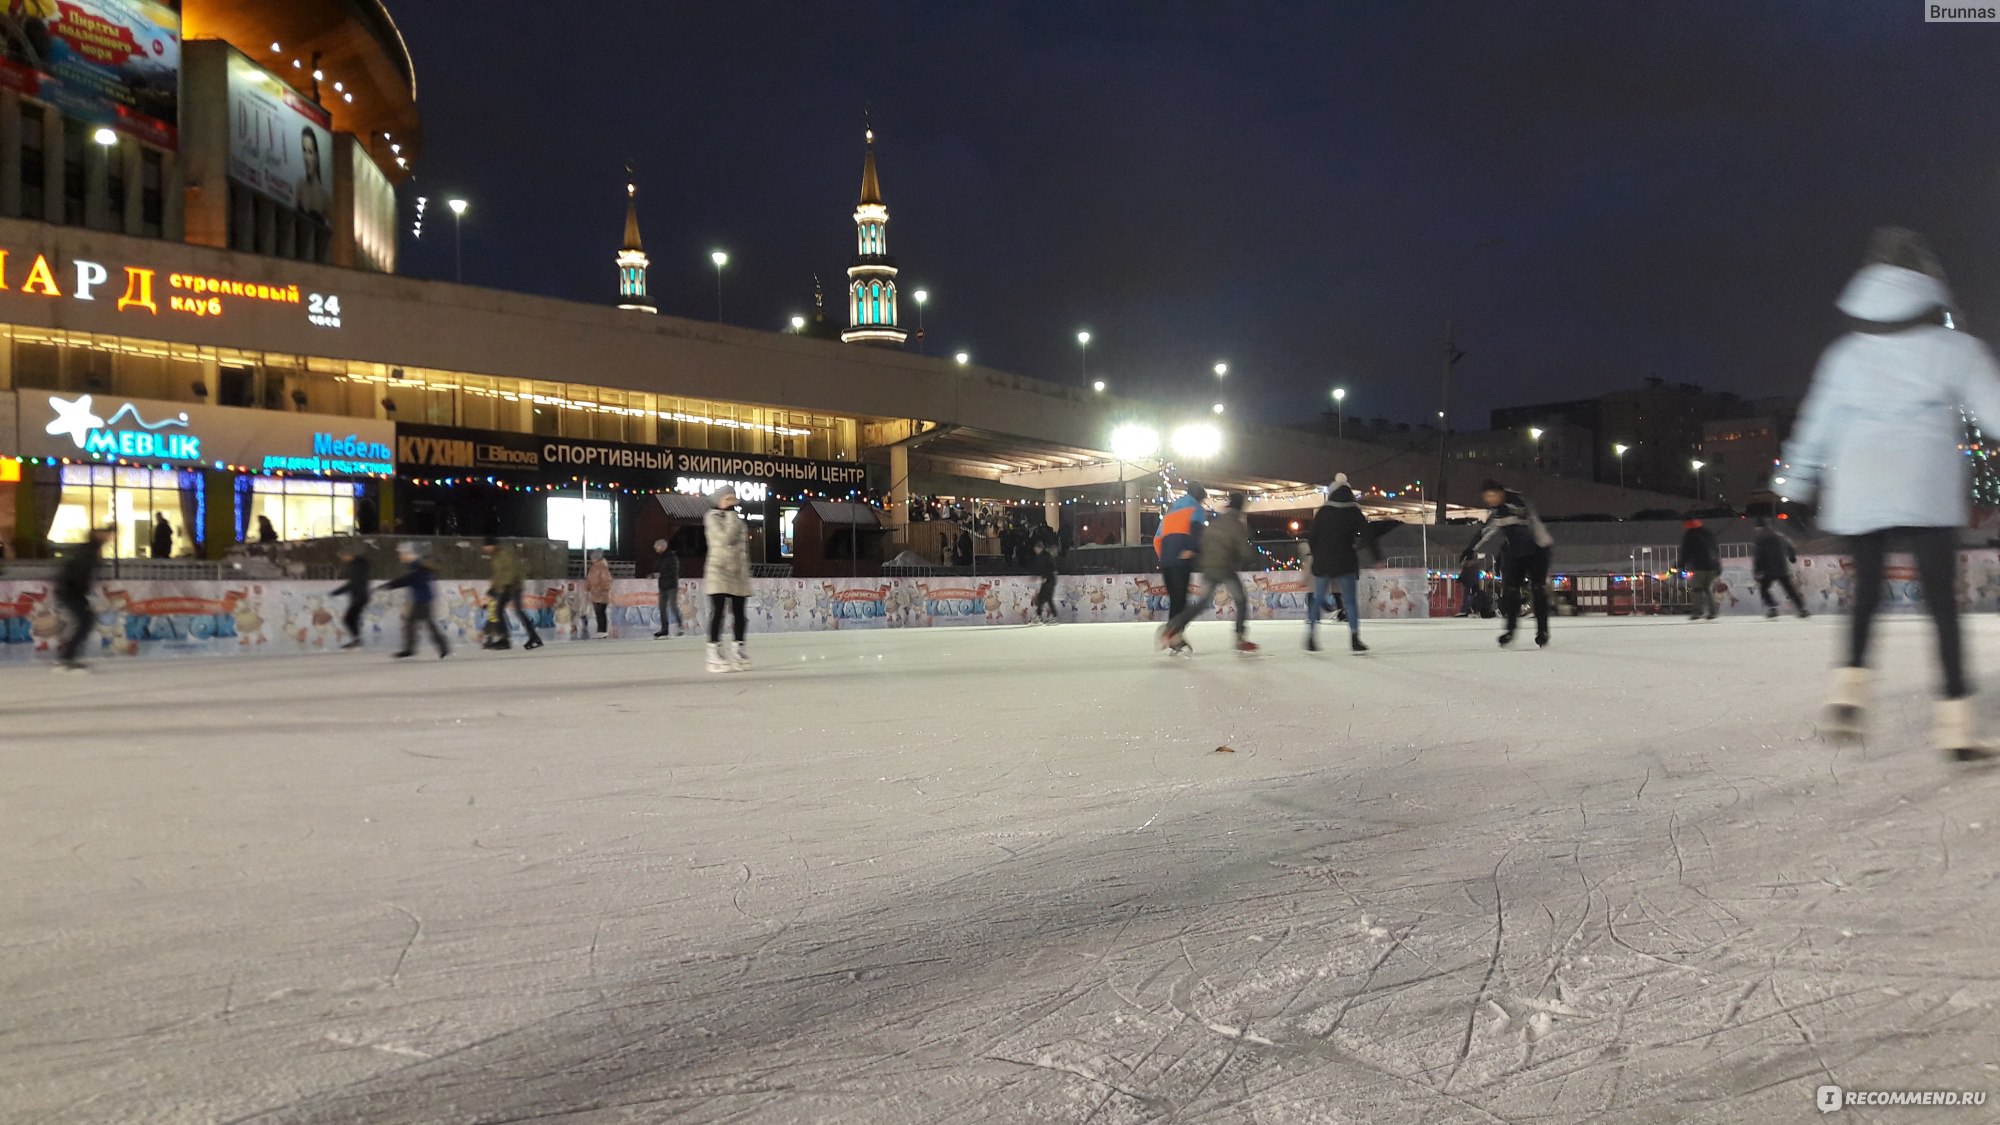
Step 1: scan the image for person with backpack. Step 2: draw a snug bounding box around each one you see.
[1305,473,1371,653]
[1680,517,1722,621]
[1160,491,1258,654]
[1752,518,1809,619]
[1465,479,1555,648]
[1781,226,2000,759]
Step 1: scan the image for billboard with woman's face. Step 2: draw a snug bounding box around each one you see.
[0,0,179,148]
[225,49,334,224]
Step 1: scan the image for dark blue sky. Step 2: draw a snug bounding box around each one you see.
[389,2,2000,430]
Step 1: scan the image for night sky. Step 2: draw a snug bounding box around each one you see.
[389,2,2000,431]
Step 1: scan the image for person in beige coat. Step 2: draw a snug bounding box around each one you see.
[585,552,613,637]
[702,485,753,672]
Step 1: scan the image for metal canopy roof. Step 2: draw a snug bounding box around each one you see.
[905,427,1304,496]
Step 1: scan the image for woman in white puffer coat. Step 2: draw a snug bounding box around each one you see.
[701,485,753,673]
[1782,227,2000,760]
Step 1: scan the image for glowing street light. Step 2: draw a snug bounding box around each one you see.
[1333,387,1347,439]
[1172,422,1223,460]
[789,315,806,332]
[710,250,728,322]
[1691,458,1707,502]
[913,288,928,353]
[91,127,116,146]
[1613,442,1629,488]
[1076,330,1091,384]
[954,351,970,366]
[446,197,469,282]
[1110,424,1160,461]
[1529,426,1544,469]
[1213,362,1228,378]
[1092,379,1106,393]
[1212,402,1226,415]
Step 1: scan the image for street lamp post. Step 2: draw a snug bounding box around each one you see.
[447,198,468,282]
[1213,362,1227,379]
[913,289,928,353]
[1333,387,1346,439]
[710,251,728,322]
[1613,443,1629,489]
[1691,459,1706,502]
[1076,330,1091,384]
[1530,427,1544,470]
[789,315,806,333]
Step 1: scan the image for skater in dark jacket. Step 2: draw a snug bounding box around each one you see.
[54,526,110,671]
[1030,540,1059,623]
[381,543,449,659]
[1680,518,1722,620]
[1466,480,1554,647]
[482,536,542,650]
[1752,518,1808,619]
[1305,473,1371,653]
[1161,491,1257,653]
[330,551,371,649]
[652,539,683,638]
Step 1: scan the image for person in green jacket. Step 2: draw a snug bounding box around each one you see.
[481,536,543,651]
[1158,491,1259,654]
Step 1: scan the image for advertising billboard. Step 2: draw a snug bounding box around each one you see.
[15,390,394,476]
[0,0,179,149]
[225,49,333,223]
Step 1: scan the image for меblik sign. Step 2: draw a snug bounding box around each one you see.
[13,390,393,476]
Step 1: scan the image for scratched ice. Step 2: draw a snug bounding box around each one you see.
[6,616,2000,1123]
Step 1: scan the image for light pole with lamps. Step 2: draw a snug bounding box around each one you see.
[710,251,728,322]
[1076,330,1091,384]
[1529,427,1544,470]
[1613,443,1629,489]
[1333,387,1346,439]
[1213,362,1227,379]
[447,197,468,282]
[913,289,928,353]
[1691,459,1706,502]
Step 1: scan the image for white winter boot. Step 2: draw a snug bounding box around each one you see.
[705,642,732,674]
[730,641,751,670]
[1935,698,1996,762]
[1819,667,1869,738]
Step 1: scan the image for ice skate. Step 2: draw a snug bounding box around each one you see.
[53,660,87,674]
[523,637,544,650]
[1797,608,1811,619]
[340,639,362,650]
[1154,625,1171,651]
[1534,628,1549,648]
[705,643,733,673]
[1350,634,1368,654]
[1498,628,1516,647]
[391,650,414,660]
[1234,638,1260,654]
[1766,607,1780,619]
[1305,634,1320,653]
[1170,635,1192,655]
[1819,667,1869,739]
[1935,699,1996,762]
[730,641,751,670]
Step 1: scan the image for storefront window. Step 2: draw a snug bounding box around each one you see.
[242,478,360,542]
[52,465,200,558]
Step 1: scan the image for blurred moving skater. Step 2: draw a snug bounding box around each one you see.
[330,550,371,649]
[1030,539,1060,623]
[1466,479,1554,648]
[1161,490,1258,654]
[652,539,683,638]
[383,542,449,660]
[1153,483,1207,631]
[1752,518,1809,620]
[1680,517,1721,621]
[704,486,753,673]
[1306,474,1372,654]
[585,552,613,638]
[1783,226,2000,760]
[53,526,110,672]
[482,536,543,651]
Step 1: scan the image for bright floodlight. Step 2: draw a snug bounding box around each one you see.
[789,315,806,330]
[954,351,970,365]
[711,250,728,267]
[1614,443,1629,456]
[1530,427,1544,441]
[1110,424,1160,461]
[1076,330,1091,345]
[914,289,929,305]
[1333,387,1346,402]
[1213,362,1228,377]
[1692,459,1705,471]
[1172,422,1223,460]
[91,127,116,146]
[1212,402,1226,414]
[1092,380,1106,392]
[447,197,468,216]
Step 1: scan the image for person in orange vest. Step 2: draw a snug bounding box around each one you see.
[1152,483,1207,651]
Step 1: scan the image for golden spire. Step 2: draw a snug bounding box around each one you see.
[858,119,883,206]
[621,178,643,252]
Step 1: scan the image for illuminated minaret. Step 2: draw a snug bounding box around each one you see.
[616,178,655,314]
[841,122,907,346]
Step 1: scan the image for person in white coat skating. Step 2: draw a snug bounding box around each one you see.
[1782,227,2000,760]
[702,486,753,672]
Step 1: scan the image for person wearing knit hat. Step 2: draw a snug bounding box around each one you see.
[1679,517,1722,621]
[1783,226,2000,759]
[702,485,754,672]
[1305,473,1372,653]
[1465,479,1555,647]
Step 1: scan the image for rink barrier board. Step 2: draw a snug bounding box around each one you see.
[0,554,1989,662]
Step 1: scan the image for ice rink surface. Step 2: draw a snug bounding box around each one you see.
[7,615,2000,1124]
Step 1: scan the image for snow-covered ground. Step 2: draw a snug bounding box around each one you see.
[6,615,2000,1124]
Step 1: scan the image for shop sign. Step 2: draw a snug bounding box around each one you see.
[395,424,868,489]
[17,391,393,477]
[0,247,344,329]
[676,477,768,503]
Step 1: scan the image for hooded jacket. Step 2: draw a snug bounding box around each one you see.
[382,557,435,606]
[1469,490,1554,561]
[1307,485,1371,577]
[702,503,753,597]
[487,545,524,590]
[656,550,680,593]
[1153,493,1207,567]
[584,557,613,602]
[1753,525,1797,579]
[1197,508,1255,578]
[1679,523,1721,572]
[1783,263,2000,534]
